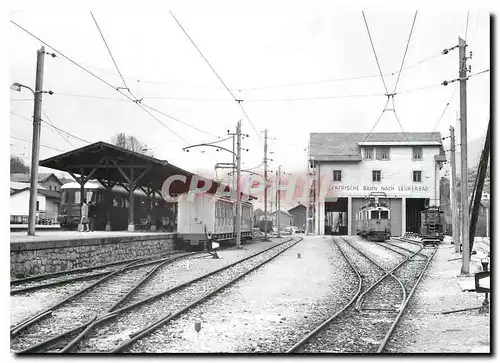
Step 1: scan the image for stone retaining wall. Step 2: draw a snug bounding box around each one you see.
[10,233,178,278]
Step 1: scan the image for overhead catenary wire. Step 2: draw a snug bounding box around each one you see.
[90,11,130,92]
[88,14,189,143]
[391,11,418,94]
[10,20,203,144]
[169,11,262,142]
[362,11,390,95]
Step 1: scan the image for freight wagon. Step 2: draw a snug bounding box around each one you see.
[177,191,254,250]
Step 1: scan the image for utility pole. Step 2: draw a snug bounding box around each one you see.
[28,46,46,236]
[305,147,310,236]
[450,126,460,253]
[277,165,281,238]
[459,36,470,275]
[263,129,269,241]
[232,135,236,192]
[235,120,242,248]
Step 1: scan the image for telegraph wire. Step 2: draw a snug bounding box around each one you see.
[241,52,442,92]
[392,11,418,94]
[427,84,459,141]
[41,109,76,148]
[41,109,91,144]
[141,104,218,138]
[11,135,65,153]
[10,110,91,145]
[464,11,470,43]
[169,11,262,142]
[243,92,385,102]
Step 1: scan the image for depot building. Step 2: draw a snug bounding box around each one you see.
[308,132,446,236]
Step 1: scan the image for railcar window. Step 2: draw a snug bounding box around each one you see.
[74,191,81,205]
[371,210,379,219]
[380,211,389,219]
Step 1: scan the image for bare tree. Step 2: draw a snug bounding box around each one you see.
[10,155,30,174]
[112,133,148,155]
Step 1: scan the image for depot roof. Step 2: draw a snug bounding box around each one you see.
[309,132,443,161]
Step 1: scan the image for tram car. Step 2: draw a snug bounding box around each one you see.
[419,205,445,245]
[176,191,254,250]
[356,192,391,242]
[59,181,177,231]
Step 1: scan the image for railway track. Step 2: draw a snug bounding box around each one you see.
[288,236,437,353]
[10,251,197,352]
[10,251,194,295]
[13,237,302,353]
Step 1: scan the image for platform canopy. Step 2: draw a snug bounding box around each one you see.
[39,141,245,199]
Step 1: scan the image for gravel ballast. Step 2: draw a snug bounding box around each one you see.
[123,236,356,353]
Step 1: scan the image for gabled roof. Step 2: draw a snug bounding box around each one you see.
[309,132,443,162]
[270,210,293,217]
[10,187,61,199]
[11,181,47,191]
[288,203,306,213]
[10,173,62,185]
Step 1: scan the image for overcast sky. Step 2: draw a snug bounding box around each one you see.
[7,3,491,209]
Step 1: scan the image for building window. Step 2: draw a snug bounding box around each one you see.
[413,171,422,182]
[413,147,423,160]
[364,147,374,159]
[372,170,381,182]
[376,147,390,160]
[36,201,39,211]
[333,170,342,181]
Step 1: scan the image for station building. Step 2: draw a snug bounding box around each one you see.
[308,132,446,236]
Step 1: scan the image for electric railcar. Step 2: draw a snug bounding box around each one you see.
[419,205,445,245]
[356,192,391,242]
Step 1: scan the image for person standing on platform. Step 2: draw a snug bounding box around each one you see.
[88,201,97,232]
[81,199,89,232]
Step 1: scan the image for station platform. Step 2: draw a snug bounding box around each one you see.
[387,236,490,353]
[10,230,173,244]
[10,230,177,278]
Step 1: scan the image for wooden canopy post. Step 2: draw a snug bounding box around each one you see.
[140,185,155,231]
[98,178,117,231]
[128,167,135,232]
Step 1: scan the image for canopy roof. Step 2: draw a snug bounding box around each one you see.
[40,141,256,200]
